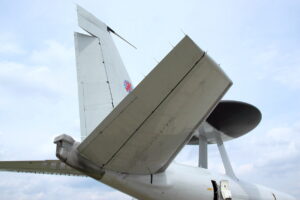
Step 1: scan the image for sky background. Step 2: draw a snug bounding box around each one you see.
[0,0,300,199]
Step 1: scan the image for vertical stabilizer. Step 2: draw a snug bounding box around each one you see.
[75,6,133,141]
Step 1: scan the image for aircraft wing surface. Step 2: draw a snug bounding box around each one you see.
[78,36,232,174]
[0,160,85,176]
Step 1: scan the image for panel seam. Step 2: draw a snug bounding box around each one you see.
[98,38,115,108]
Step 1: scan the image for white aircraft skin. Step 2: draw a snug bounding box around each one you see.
[0,6,297,200]
[99,163,296,200]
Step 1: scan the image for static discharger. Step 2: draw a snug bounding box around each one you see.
[107,26,137,49]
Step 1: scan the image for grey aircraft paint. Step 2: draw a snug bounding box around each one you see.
[0,5,296,200]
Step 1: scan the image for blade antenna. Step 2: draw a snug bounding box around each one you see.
[107,26,137,49]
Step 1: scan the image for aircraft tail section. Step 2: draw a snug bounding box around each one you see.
[75,6,133,141]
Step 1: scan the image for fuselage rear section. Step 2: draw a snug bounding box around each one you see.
[100,163,296,200]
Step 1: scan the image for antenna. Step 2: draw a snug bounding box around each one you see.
[107,26,137,49]
[180,28,187,36]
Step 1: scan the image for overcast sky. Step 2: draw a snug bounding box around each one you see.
[0,0,300,199]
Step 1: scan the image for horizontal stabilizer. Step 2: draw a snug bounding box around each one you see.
[0,160,84,176]
[77,36,232,174]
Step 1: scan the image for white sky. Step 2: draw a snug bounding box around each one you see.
[0,0,300,199]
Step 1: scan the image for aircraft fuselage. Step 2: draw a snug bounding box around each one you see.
[100,163,295,200]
